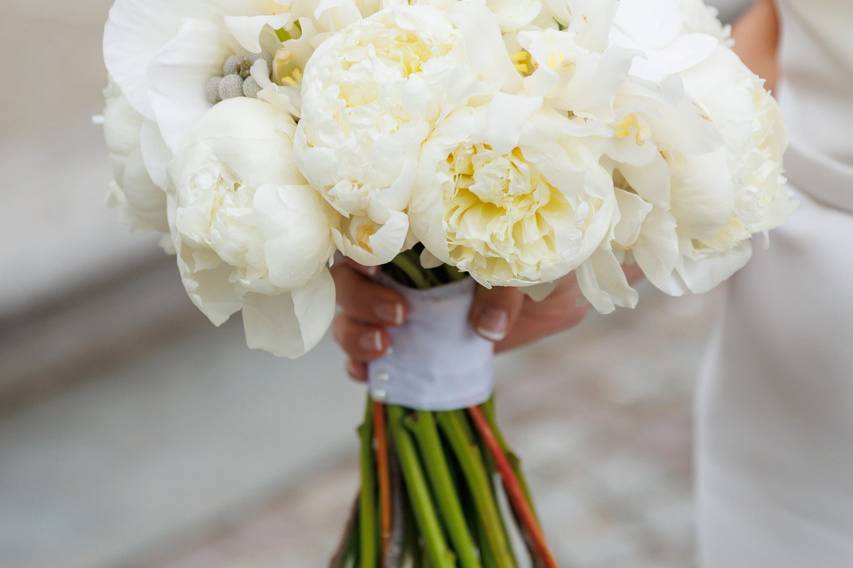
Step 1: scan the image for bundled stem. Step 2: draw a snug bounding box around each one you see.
[437,411,517,568]
[387,406,455,567]
[408,411,480,568]
[468,406,558,568]
[373,402,393,559]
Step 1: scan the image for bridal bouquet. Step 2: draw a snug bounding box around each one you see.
[102,0,794,565]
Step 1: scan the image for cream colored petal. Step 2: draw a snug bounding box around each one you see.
[103,0,217,118]
[633,208,683,295]
[224,14,294,53]
[254,184,335,289]
[139,119,172,190]
[148,19,232,153]
[677,240,752,294]
[483,94,543,153]
[577,247,638,314]
[614,189,653,248]
[334,211,410,267]
[670,149,734,241]
[191,98,303,187]
[242,269,336,358]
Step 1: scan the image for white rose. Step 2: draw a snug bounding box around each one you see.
[169,98,337,358]
[411,94,616,288]
[103,81,169,233]
[294,2,518,265]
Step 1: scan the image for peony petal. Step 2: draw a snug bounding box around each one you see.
[333,211,410,266]
[483,93,543,153]
[577,247,639,314]
[448,0,521,91]
[242,268,336,358]
[633,208,684,295]
[148,18,232,153]
[255,184,335,289]
[104,0,217,119]
[139,119,172,190]
[565,0,619,52]
[678,240,752,294]
[522,281,559,302]
[487,0,543,32]
[190,98,303,187]
[614,189,653,248]
[224,14,294,53]
[670,149,734,241]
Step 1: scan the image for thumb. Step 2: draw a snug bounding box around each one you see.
[469,286,524,343]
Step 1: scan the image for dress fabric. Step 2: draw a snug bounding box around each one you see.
[697,1,853,566]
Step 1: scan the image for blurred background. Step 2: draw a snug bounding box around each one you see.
[0,1,750,566]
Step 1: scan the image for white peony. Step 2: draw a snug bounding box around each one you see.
[411,94,616,289]
[168,98,338,358]
[294,2,519,265]
[581,48,794,310]
[103,81,169,234]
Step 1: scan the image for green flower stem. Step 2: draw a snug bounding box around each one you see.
[481,400,537,520]
[438,411,517,568]
[408,411,481,568]
[359,400,377,568]
[477,519,499,568]
[388,406,455,567]
[390,253,433,290]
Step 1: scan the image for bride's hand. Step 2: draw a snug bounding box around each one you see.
[330,260,590,382]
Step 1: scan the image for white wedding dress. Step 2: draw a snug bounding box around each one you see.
[697,1,853,566]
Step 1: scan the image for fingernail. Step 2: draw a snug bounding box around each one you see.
[365,266,379,275]
[476,308,509,342]
[360,331,384,352]
[376,303,405,325]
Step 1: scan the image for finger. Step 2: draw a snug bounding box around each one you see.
[495,303,589,353]
[331,263,408,326]
[346,358,368,383]
[469,286,525,343]
[333,316,392,363]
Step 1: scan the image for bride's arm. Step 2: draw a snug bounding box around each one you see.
[732,0,781,92]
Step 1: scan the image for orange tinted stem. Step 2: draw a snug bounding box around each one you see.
[468,405,558,568]
[373,402,393,560]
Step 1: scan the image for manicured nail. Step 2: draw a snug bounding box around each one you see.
[376,303,405,325]
[476,308,509,342]
[360,330,384,352]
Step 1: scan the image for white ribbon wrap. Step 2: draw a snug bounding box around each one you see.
[368,278,495,411]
